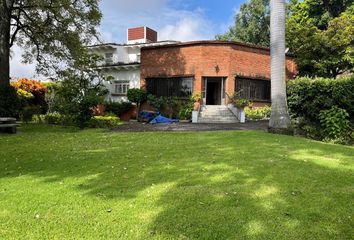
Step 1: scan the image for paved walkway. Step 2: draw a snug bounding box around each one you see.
[113,120,269,132]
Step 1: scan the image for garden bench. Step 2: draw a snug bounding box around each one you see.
[0,118,17,134]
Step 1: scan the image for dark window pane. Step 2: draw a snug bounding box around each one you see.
[146,77,194,97]
[235,78,270,101]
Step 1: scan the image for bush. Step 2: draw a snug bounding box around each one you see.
[287,76,354,124]
[245,106,271,120]
[127,89,147,120]
[147,94,165,112]
[319,106,351,143]
[105,101,133,116]
[88,116,120,129]
[44,112,74,126]
[287,76,354,144]
[12,78,47,113]
[0,85,19,117]
[21,106,41,123]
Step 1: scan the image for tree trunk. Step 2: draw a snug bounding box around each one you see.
[0,0,11,87]
[269,0,293,135]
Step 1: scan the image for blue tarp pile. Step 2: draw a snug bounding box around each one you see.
[149,114,179,124]
[139,111,179,124]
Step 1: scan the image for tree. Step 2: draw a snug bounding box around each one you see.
[287,1,354,77]
[127,89,147,120]
[55,54,108,129]
[216,0,270,47]
[269,0,293,134]
[0,0,102,88]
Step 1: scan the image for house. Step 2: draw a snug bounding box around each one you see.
[89,27,297,123]
[87,27,178,102]
[140,41,297,122]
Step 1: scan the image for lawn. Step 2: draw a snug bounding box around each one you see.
[0,124,353,239]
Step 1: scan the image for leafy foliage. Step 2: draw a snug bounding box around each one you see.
[0,85,19,117]
[178,101,194,120]
[104,101,133,117]
[54,54,108,128]
[12,78,47,112]
[245,106,271,120]
[287,75,354,144]
[216,0,270,47]
[1,0,102,85]
[147,94,165,112]
[88,116,120,129]
[319,106,351,143]
[127,88,147,120]
[287,2,354,77]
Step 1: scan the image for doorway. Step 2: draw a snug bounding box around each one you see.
[202,77,226,105]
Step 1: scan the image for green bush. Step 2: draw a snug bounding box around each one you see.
[179,101,194,120]
[245,106,271,120]
[88,116,120,129]
[319,106,351,143]
[44,112,74,126]
[21,106,41,123]
[104,101,133,116]
[0,85,19,118]
[147,94,165,112]
[127,89,147,120]
[287,76,354,123]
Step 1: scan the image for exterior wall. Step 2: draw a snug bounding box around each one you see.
[141,43,297,105]
[100,68,140,102]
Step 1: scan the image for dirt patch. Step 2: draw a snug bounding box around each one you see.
[113,120,269,132]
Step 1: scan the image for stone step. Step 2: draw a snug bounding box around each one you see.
[198,105,239,123]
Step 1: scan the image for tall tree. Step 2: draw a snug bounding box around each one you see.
[0,0,102,88]
[287,0,354,77]
[216,0,270,47]
[269,0,292,134]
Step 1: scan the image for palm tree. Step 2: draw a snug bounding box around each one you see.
[269,0,292,134]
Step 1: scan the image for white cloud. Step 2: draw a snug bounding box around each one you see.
[159,8,214,41]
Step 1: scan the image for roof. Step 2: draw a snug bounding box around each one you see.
[87,40,179,49]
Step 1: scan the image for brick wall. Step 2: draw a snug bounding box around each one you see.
[128,27,145,41]
[141,42,297,105]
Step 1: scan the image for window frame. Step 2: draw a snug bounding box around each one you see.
[235,77,271,102]
[112,81,130,96]
[145,76,194,98]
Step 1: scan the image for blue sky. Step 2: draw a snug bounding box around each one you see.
[11,0,246,78]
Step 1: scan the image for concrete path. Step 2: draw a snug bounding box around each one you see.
[113,120,269,132]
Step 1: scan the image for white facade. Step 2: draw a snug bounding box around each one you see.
[88,41,178,102]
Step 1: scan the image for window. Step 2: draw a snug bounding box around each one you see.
[113,81,130,95]
[105,53,113,64]
[235,78,271,101]
[146,77,194,97]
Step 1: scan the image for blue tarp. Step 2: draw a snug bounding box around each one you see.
[149,114,179,124]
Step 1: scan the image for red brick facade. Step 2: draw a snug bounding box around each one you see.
[128,27,157,43]
[141,41,297,106]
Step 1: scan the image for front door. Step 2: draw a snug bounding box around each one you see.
[202,77,226,105]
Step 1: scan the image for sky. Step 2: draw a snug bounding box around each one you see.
[10,0,245,79]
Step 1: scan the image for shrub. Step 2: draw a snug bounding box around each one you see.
[147,94,165,112]
[127,89,147,120]
[179,102,193,120]
[104,101,133,116]
[21,106,41,123]
[245,106,271,120]
[287,76,354,123]
[319,106,351,143]
[44,112,74,126]
[0,85,20,117]
[88,116,120,129]
[12,78,47,113]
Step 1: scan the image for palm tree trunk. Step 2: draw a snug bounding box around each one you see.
[269,0,293,134]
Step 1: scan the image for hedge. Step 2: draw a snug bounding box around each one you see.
[287,76,354,124]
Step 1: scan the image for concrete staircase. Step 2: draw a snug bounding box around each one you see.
[198,105,239,123]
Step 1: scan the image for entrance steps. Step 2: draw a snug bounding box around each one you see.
[198,105,239,123]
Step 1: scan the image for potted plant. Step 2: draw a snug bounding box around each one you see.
[191,92,202,111]
[231,91,250,123]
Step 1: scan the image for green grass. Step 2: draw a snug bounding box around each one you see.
[0,124,353,240]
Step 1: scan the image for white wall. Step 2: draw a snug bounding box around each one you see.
[100,68,140,102]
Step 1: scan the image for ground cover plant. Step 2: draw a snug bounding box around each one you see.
[0,125,353,239]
